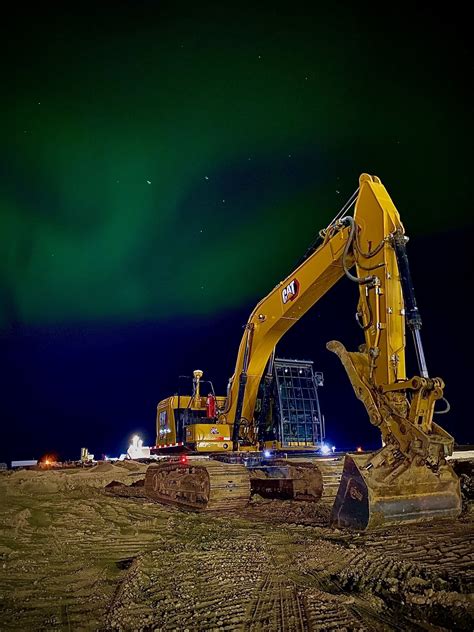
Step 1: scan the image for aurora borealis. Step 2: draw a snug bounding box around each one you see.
[1,4,472,461]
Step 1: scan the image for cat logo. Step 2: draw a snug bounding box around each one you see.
[281,279,300,304]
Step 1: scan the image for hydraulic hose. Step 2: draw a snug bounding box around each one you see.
[341,216,377,285]
[296,188,359,267]
[434,397,451,415]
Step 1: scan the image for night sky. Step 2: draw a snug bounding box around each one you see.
[1,4,472,464]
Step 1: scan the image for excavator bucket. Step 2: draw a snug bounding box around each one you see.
[331,452,462,530]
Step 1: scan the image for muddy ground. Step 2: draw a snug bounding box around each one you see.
[0,462,472,631]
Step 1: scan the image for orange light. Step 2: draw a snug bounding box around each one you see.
[356,446,363,453]
[40,454,57,466]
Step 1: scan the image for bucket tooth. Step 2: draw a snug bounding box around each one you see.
[331,451,462,530]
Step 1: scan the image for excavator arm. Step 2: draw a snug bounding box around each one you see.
[220,173,461,529]
[328,174,453,463]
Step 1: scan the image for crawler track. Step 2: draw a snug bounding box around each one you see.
[249,460,323,501]
[144,460,251,510]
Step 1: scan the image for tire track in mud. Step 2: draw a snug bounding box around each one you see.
[243,507,474,632]
[106,500,474,631]
[238,530,392,632]
[290,536,474,631]
[263,540,418,632]
[0,468,169,631]
[107,528,271,630]
[303,588,369,631]
[244,573,307,632]
[355,518,474,586]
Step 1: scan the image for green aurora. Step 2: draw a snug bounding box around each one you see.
[2,6,472,327]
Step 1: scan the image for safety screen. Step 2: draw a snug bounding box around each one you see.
[274,358,324,447]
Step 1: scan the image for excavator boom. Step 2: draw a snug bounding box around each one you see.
[218,223,353,445]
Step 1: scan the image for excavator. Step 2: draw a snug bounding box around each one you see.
[142,173,461,530]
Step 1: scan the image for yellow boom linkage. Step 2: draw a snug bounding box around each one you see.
[219,173,461,529]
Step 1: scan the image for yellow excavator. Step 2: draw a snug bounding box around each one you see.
[143,173,461,529]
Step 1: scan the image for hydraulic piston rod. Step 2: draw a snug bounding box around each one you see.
[392,230,429,378]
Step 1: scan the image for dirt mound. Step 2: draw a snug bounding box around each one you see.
[113,460,146,472]
[3,464,140,494]
[89,462,115,473]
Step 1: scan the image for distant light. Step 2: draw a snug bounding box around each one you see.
[40,454,57,466]
[132,435,143,448]
[180,455,188,464]
[264,450,271,458]
[356,446,363,453]
[331,446,336,453]
[320,443,331,455]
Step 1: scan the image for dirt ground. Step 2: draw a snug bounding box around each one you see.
[0,462,472,631]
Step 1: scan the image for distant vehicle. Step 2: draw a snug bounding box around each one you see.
[11,460,38,469]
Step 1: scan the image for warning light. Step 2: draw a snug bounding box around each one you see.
[356,446,363,453]
[180,455,188,464]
